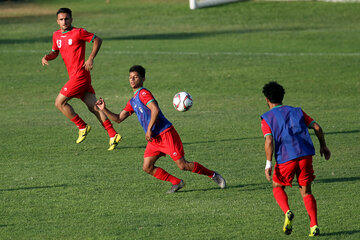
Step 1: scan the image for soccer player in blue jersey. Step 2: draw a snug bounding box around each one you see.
[96,65,226,193]
[261,82,331,236]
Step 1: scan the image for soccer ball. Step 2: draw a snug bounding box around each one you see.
[173,92,193,112]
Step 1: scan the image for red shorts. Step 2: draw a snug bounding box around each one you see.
[144,126,184,161]
[60,79,95,100]
[273,156,315,187]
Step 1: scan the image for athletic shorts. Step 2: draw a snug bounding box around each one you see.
[144,126,184,161]
[273,156,315,187]
[60,79,95,101]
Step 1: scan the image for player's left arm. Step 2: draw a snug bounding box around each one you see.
[311,122,331,160]
[145,101,160,142]
[83,35,103,71]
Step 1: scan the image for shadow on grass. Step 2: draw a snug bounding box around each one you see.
[0,183,69,192]
[113,136,259,150]
[311,129,360,136]
[183,136,260,146]
[321,230,360,237]
[180,182,269,193]
[0,27,313,44]
[314,176,360,184]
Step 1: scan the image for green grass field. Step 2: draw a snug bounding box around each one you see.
[1,0,360,239]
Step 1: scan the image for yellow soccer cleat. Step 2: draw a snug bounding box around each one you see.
[108,133,122,151]
[76,125,91,144]
[283,210,294,235]
[309,225,320,237]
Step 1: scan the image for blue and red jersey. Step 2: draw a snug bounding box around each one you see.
[124,88,172,137]
[52,27,95,82]
[261,105,316,164]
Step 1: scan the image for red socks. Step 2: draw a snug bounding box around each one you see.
[303,194,318,227]
[102,119,117,138]
[71,114,86,129]
[154,168,181,185]
[192,162,215,178]
[273,187,290,214]
[273,188,318,227]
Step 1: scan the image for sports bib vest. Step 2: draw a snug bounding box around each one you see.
[261,106,315,164]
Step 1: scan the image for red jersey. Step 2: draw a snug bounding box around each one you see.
[261,108,315,137]
[124,88,155,114]
[52,27,95,82]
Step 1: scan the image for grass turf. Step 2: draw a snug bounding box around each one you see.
[1,0,360,239]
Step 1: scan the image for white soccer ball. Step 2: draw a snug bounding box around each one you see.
[173,92,193,112]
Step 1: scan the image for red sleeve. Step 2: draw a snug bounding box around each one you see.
[302,110,315,127]
[139,89,155,105]
[261,119,272,137]
[51,33,59,51]
[79,28,95,42]
[123,100,134,114]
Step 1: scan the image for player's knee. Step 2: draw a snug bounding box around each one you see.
[55,100,64,110]
[87,105,97,113]
[142,165,152,174]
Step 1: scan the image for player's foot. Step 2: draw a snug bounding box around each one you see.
[283,210,294,235]
[212,172,226,189]
[309,225,320,237]
[166,180,185,194]
[108,133,122,151]
[76,125,91,144]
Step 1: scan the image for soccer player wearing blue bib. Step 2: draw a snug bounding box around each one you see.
[261,82,331,237]
[96,65,226,193]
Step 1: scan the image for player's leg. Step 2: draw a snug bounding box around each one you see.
[82,92,121,150]
[272,160,297,235]
[167,127,226,188]
[143,155,183,193]
[297,156,319,236]
[55,93,90,143]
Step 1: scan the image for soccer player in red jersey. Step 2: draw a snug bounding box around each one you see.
[41,8,121,150]
[96,65,226,193]
[261,82,331,237]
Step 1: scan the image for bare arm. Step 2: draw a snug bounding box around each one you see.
[42,50,59,66]
[311,122,331,160]
[145,101,160,142]
[96,97,130,123]
[264,135,274,182]
[83,36,103,71]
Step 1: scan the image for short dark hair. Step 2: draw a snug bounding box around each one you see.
[57,8,72,18]
[262,81,285,104]
[129,65,146,78]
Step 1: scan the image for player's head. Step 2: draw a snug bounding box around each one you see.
[129,65,146,89]
[57,8,72,31]
[262,81,285,104]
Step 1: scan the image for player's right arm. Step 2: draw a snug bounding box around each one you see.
[96,97,130,123]
[42,50,59,66]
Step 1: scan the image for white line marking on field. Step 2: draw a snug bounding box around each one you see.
[2,49,360,57]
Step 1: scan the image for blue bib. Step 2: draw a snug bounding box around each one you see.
[261,106,315,164]
[130,88,172,137]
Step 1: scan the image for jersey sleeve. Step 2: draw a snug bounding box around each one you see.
[51,33,59,52]
[302,110,316,128]
[79,28,95,42]
[139,89,155,106]
[123,100,134,114]
[261,119,272,137]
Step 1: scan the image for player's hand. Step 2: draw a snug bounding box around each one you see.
[83,58,94,71]
[42,55,48,66]
[320,146,331,160]
[265,168,272,182]
[145,130,152,142]
[96,97,105,110]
